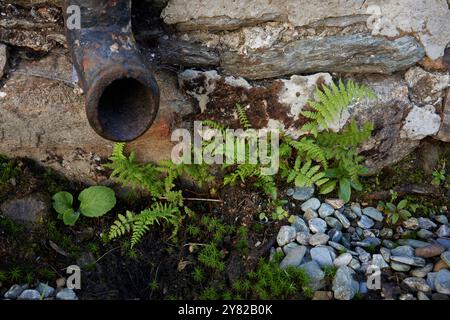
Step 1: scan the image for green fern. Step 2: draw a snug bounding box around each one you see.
[235,103,252,130]
[202,120,227,134]
[109,202,181,248]
[301,80,376,136]
[317,120,374,148]
[287,159,328,188]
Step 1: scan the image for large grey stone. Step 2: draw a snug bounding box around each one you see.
[332,266,359,300]
[390,256,426,267]
[357,215,375,230]
[0,193,50,227]
[280,245,307,269]
[56,288,78,300]
[318,203,335,218]
[301,198,321,212]
[402,277,431,293]
[311,246,334,267]
[18,290,41,300]
[299,261,326,291]
[309,218,328,234]
[391,245,415,257]
[276,226,297,246]
[4,284,28,299]
[362,207,384,222]
[435,269,450,295]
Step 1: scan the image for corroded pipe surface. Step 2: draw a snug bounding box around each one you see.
[63,0,160,142]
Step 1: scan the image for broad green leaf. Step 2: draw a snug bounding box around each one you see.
[397,199,408,210]
[392,214,399,225]
[78,186,117,218]
[63,209,80,226]
[52,191,73,216]
[339,178,351,203]
[320,180,337,194]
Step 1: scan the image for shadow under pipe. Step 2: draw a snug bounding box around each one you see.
[63,0,160,142]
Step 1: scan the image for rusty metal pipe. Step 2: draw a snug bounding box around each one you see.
[63,0,159,142]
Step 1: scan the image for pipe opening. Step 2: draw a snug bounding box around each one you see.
[98,78,156,141]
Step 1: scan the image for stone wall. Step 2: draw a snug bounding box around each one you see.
[0,0,449,182]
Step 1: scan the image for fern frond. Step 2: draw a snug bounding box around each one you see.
[287,137,328,169]
[109,211,136,240]
[317,120,374,148]
[203,120,227,134]
[301,80,375,136]
[235,103,252,130]
[294,160,328,188]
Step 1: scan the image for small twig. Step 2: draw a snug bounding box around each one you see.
[94,246,120,264]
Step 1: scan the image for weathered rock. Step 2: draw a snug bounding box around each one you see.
[301,198,321,212]
[4,284,28,299]
[0,193,50,227]
[292,186,315,201]
[397,239,430,248]
[404,67,449,106]
[328,229,343,243]
[311,246,334,267]
[309,233,330,247]
[283,242,300,255]
[380,228,394,239]
[296,232,311,246]
[357,215,375,230]
[334,253,353,267]
[334,211,350,229]
[427,272,438,291]
[441,252,450,267]
[17,289,41,300]
[391,256,426,267]
[325,199,345,210]
[371,254,389,269]
[325,217,343,231]
[299,261,326,291]
[391,261,411,272]
[312,291,333,300]
[415,244,446,258]
[332,266,359,300]
[435,269,450,295]
[435,215,449,225]
[411,263,434,278]
[434,260,450,272]
[403,277,431,293]
[418,217,438,230]
[162,0,449,60]
[437,238,450,250]
[400,105,442,140]
[356,247,371,264]
[0,44,7,79]
[362,207,384,222]
[391,245,414,258]
[318,203,334,219]
[276,226,296,246]
[417,229,434,240]
[56,288,78,300]
[280,245,307,269]
[303,208,319,221]
[417,291,430,300]
[291,216,309,234]
[402,218,419,230]
[437,225,450,238]
[37,283,56,299]
[380,247,391,263]
[309,218,327,234]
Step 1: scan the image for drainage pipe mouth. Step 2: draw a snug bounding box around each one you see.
[63,0,160,142]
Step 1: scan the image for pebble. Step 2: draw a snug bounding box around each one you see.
[18,289,41,300]
[441,252,450,267]
[380,228,394,238]
[332,266,359,300]
[415,244,445,258]
[293,186,315,201]
[311,246,334,267]
[348,258,361,271]
[303,208,319,221]
[391,261,411,272]
[357,215,375,229]
[380,247,391,263]
[356,247,371,264]
[402,218,419,230]
[418,217,437,230]
[437,238,450,250]
[363,229,377,238]
[283,242,300,255]
[382,239,396,249]
[325,199,344,209]
[371,254,389,269]
[334,253,353,267]
[362,207,384,222]
[434,259,450,272]
[37,283,56,298]
[417,229,434,240]
[334,211,350,229]
[328,241,348,253]
[299,261,325,291]
[390,256,426,267]
[324,217,343,230]
[318,203,334,218]
[359,282,368,295]
[350,203,362,217]
[309,218,327,234]
[437,225,450,237]
[391,245,414,257]
[328,229,343,243]
[312,291,333,300]
[286,188,295,197]
[56,288,78,300]
[343,208,358,221]
[399,293,416,300]
[291,216,309,233]
[417,291,430,300]
[411,263,434,278]
[280,246,307,269]
[435,215,449,225]
[301,198,321,212]
[277,226,296,246]
[435,269,450,295]
[402,277,431,292]
[353,237,381,248]
[427,272,438,291]
[296,232,311,246]
[309,233,329,246]
[397,239,430,248]
[4,284,28,299]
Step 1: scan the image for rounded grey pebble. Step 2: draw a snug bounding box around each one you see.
[18,289,41,300]
[56,288,78,300]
